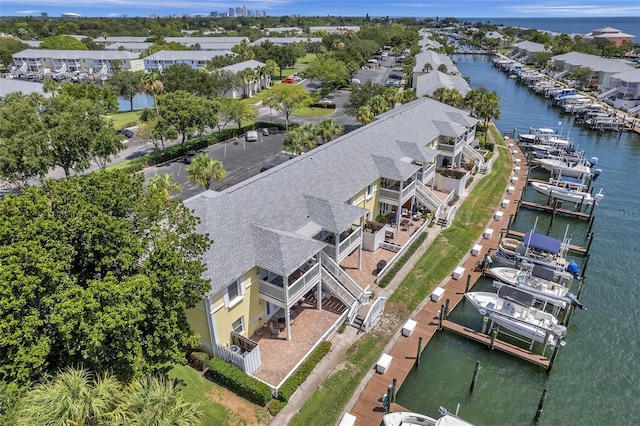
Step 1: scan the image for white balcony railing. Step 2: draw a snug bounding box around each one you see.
[288,263,321,305]
[259,280,285,302]
[400,180,416,204]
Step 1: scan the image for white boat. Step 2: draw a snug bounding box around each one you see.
[465,288,567,346]
[534,157,596,178]
[382,408,474,426]
[518,128,571,148]
[530,182,604,206]
[489,265,584,310]
[493,231,570,272]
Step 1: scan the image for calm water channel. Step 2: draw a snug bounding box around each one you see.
[396,54,640,425]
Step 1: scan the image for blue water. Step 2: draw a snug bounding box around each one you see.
[462,16,640,40]
[396,54,640,425]
[118,93,154,112]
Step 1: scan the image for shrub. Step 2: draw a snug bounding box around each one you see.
[207,358,272,406]
[447,195,460,206]
[378,232,428,288]
[465,176,474,189]
[278,341,332,402]
[188,351,210,371]
[267,398,287,416]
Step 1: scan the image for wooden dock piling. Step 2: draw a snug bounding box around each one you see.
[469,360,481,393]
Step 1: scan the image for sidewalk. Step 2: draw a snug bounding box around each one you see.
[271,136,501,425]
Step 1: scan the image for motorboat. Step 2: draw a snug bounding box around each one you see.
[382,408,474,426]
[489,265,584,310]
[534,157,597,178]
[530,182,604,206]
[518,128,571,148]
[493,231,570,272]
[465,287,567,346]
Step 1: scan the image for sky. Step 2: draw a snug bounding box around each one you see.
[2,0,640,18]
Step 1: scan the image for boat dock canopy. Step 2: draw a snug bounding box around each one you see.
[498,286,535,307]
[523,232,561,254]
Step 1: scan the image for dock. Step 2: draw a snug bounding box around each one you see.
[505,230,588,255]
[518,200,592,219]
[441,320,550,368]
[348,141,553,425]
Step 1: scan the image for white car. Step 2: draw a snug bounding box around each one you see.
[245,131,258,142]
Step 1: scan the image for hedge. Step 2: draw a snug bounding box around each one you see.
[188,351,210,371]
[206,358,272,406]
[278,341,332,402]
[378,232,428,288]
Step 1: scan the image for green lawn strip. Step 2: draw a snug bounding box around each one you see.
[288,335,385,426]
[167,364,232,425]
[291,130,510,425]
[105,111,141,129]
[291,107,335,117]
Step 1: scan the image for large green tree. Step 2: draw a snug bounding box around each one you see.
[0,93,51,187]
[303,56,350,88]
[265,84,312,130]
[345,81,385,116]
[0,171,211,385]
[0,37,28,68]
[158,90,214,146]
[107,70,142,111]
[40,35,88,50]
[41,94,123,176]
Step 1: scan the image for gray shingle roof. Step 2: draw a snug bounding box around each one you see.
[184,97,478,295]
[304,196,368,234]
[251,225,326,277]
[433,120,467,137]
[372,155,420,181]
[12,49,138,60]
[395,141,439,164]
[513,41,546,53]
[144,50,232,61]
[220,60,266,73]
[552,52,635,74]
[415,71,471,98]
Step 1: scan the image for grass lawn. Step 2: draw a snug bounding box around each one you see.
[290,127,511,425]
[168,364,271,426]
[280,53,318,78]
[105,111,141,129]
[291,107,335,117]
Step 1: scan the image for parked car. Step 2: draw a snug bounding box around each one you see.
[319,99,334,105]
[184,150,198,164]
[281,77,295,84]
[245,130,259,142]
[393,67,404,72]
[116,128,134,138]
[262,128,270,136]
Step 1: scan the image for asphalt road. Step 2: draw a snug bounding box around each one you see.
[144,130,287,200]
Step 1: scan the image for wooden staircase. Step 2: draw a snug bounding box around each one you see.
[304,293,347,316]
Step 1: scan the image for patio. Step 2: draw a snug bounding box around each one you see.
[250,300,343,387]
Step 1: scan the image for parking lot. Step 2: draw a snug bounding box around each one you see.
[143,129,287,200]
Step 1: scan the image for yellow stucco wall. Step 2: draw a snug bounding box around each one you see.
[185,300,211,351]
[352,178,381,218]
[211,267,265,348]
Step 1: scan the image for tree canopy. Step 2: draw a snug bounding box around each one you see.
[265,84,312,130]
[40,35,88,50]
[0,171,211,385]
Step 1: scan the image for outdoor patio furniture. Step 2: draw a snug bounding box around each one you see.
[376,260,387,274]
[270,323,282,338]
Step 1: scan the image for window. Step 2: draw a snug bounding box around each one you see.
[366,184,373,199]
[224,279,245,308]
[232,317,244,334]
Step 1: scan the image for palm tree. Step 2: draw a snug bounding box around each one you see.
[140,72,164,115]
[299,123,319,148]
[475,90,501,142]
[356,105,374,125]
[283,127,314,156]
[148,173,182,198]
[383,87,402,109]
[316,118,343,144]
[441,88,464,107]
[115,376,202,426]
[16,367,121,426]
[186,153,227,190]
[42,76,60,98]
[369,95,389,116]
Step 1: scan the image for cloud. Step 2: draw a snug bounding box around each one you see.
[504,3,640,16]
[15,9,40,14]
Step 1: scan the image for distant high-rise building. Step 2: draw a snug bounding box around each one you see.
[229,8,234,17]
[263,10,267,17]
[210,11,218,17]
[255,10,261,17]
[235,7,242,16]
[41,12,48,17]
[241,6,246,16]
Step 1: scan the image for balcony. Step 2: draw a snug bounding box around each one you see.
[321,227,362,262]
[379,180,416,205]
[258,263,321,307]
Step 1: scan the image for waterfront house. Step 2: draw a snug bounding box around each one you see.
[143,50,233,71]
[11,49,143,77]
[163,36,248,51]
[411,50,457,87]
[93,36,149,45]
[309,26,360,35]
[414,70,471,99]
[509,41,547,64]
[183,97,480,390]
[598,69,640,111]
[582,27,635,47]
[551,51,635,88]
[264,27,304,36]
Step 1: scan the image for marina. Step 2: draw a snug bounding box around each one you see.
[388,54,638,425]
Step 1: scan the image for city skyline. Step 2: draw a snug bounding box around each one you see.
[3,0,640,18]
